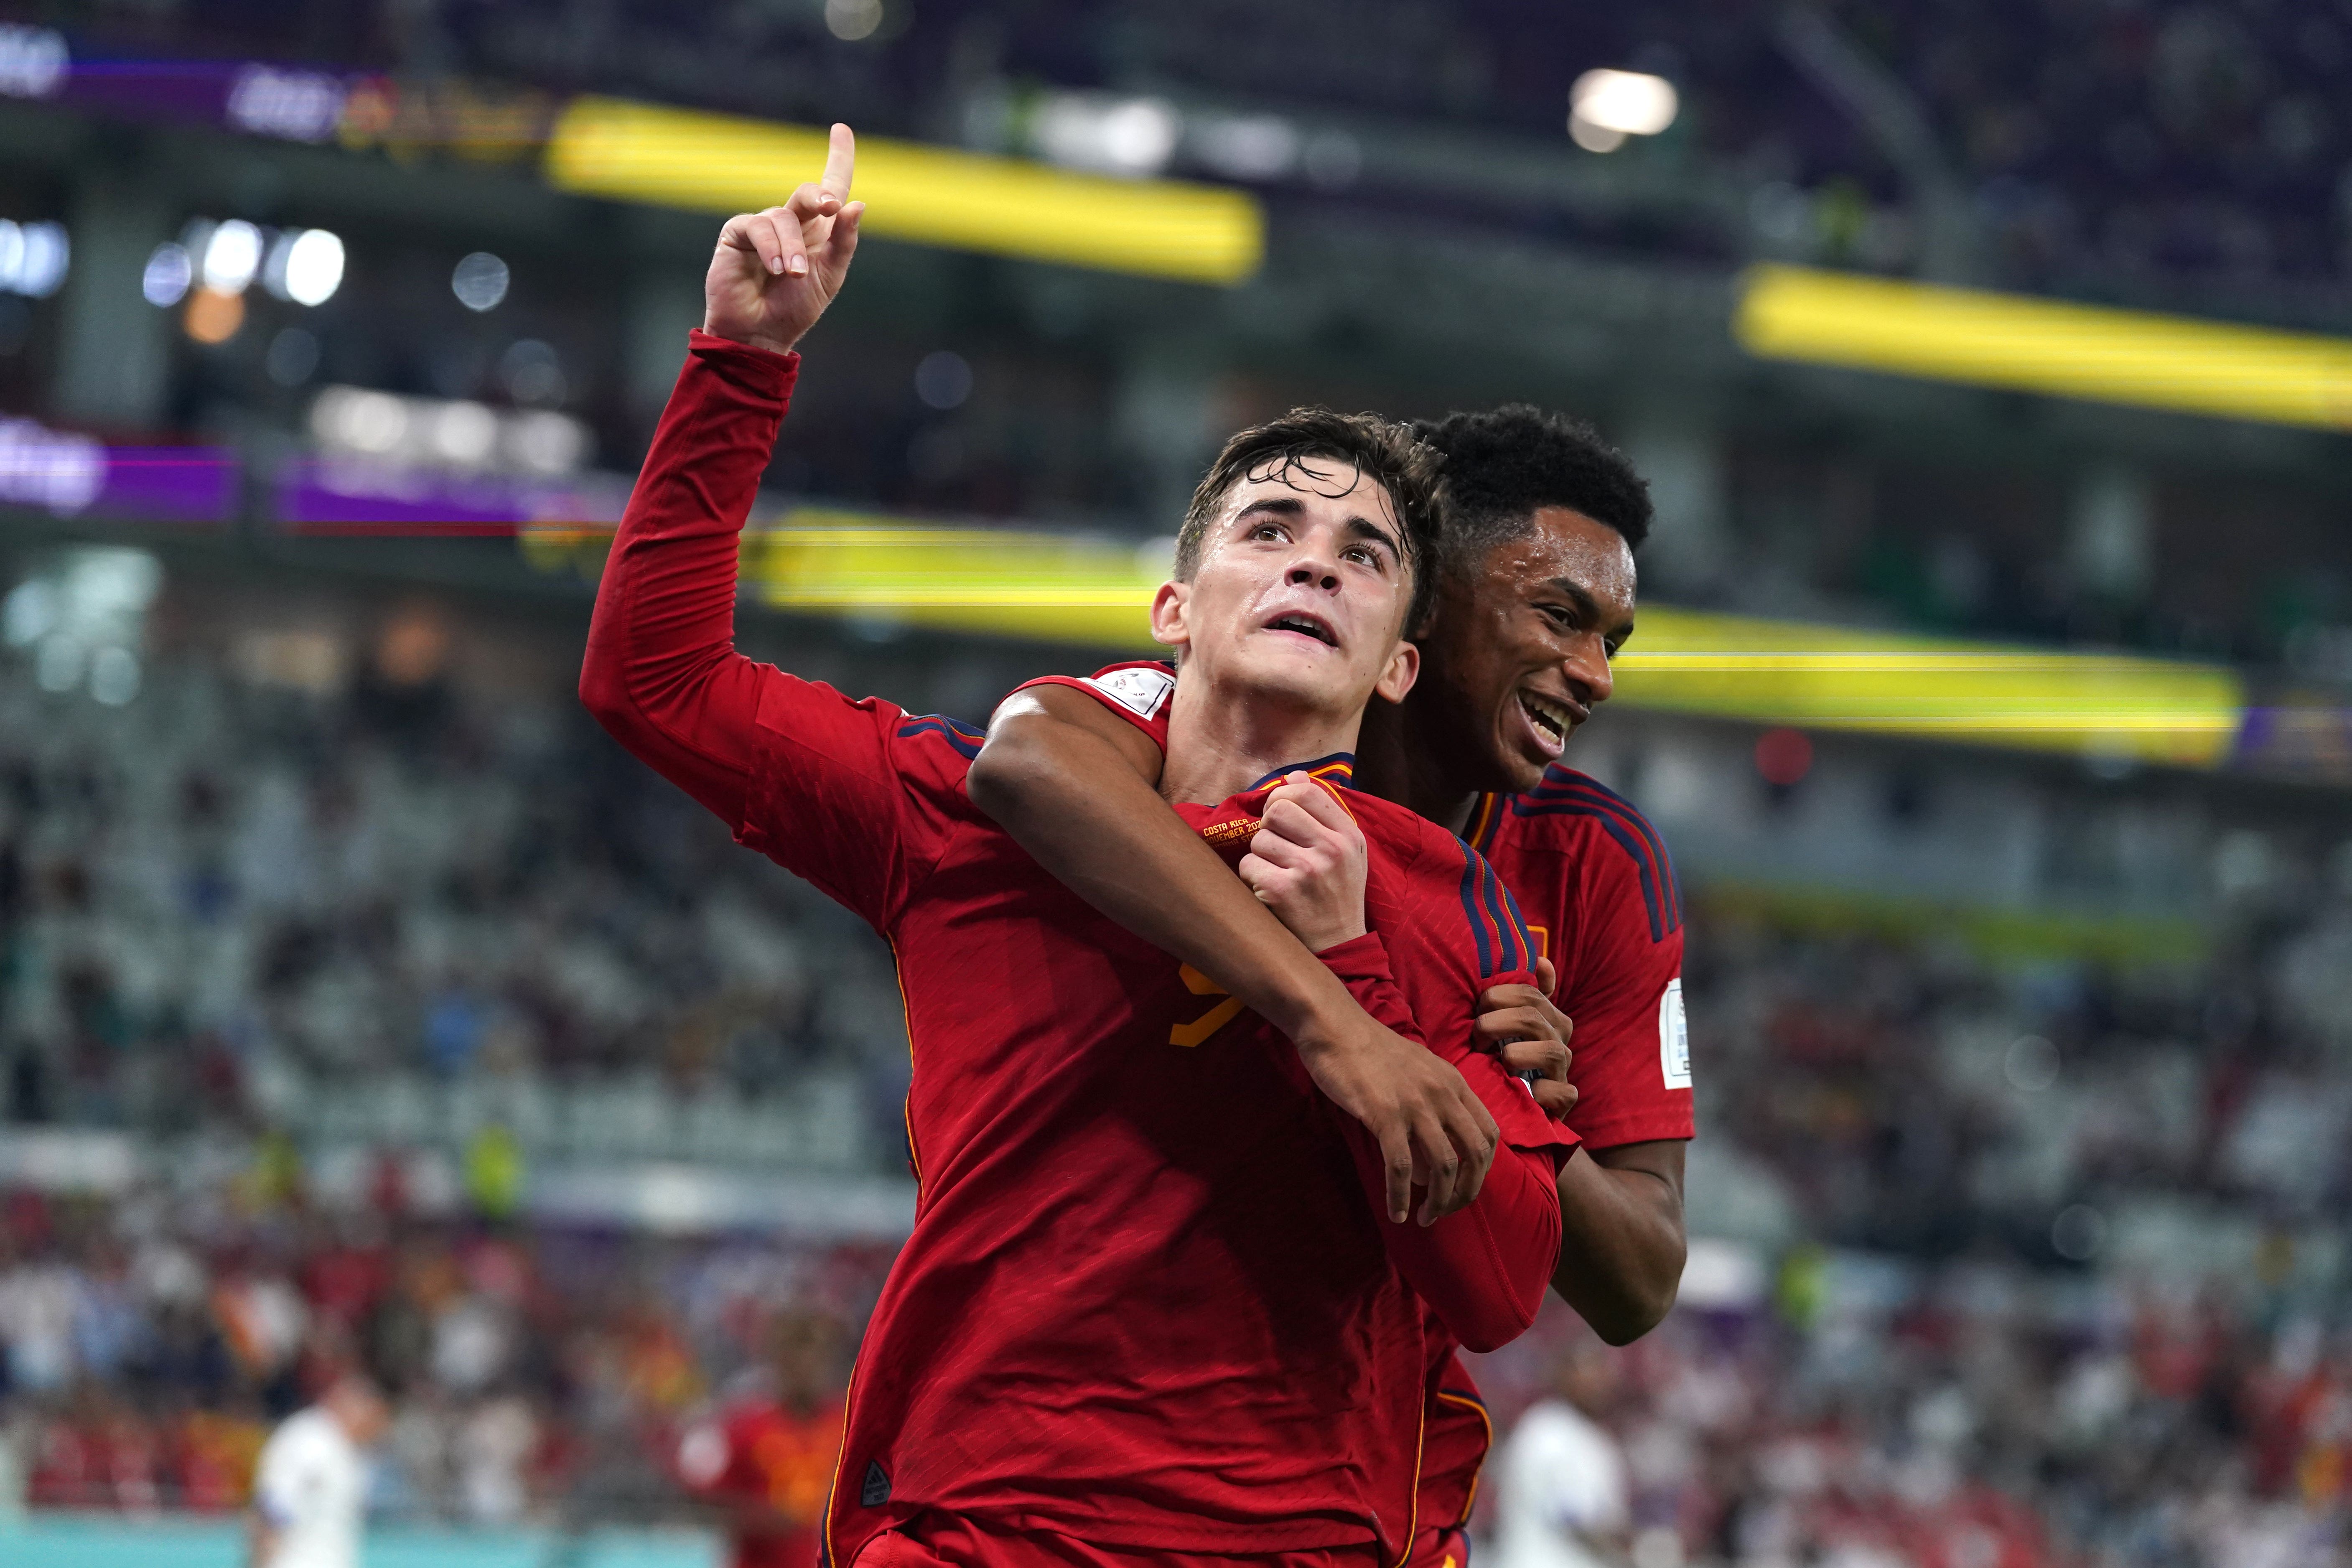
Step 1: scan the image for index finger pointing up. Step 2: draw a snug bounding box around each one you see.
[821,122,856,202]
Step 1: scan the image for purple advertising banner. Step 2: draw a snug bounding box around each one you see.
[277,456,628,535]
[0,420,233,524]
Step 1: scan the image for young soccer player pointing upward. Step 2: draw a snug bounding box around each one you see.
[582,127,1574,1568]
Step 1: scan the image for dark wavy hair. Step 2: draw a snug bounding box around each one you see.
[1411,404,1652,581]
[1175,407,1445,636]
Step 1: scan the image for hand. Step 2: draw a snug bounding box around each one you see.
[703,122,864,356]
[1238,773,1367,954]
[1297,1011,1501,1227]
[1476,982,1577,1118]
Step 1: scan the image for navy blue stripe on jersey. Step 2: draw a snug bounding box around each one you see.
[1517,769,1681,936]
[1477,852,1523,973]
[1248,752,1356,791]
[896,715,983,760]
[1555,774,1681,930]
[1455,845,1496,978]
[1454,839,1538,978]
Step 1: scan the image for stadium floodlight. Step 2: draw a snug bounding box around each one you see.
[543,96,1264,285]
[281,229,345,306]
[0,23,67,99]
[824,0,883,41]
[452,251,510,311]
[142,243,193,307]
[1033,93,1183,178]
[0,220,67,297]
[1736,263,2352,433]
[1570,69,1678,153]
[200,219,263,294]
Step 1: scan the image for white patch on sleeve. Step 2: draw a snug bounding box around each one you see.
[1085,666,1175,721]
[1658,977,1691,1091]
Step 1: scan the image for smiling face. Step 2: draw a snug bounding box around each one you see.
[1409,505,1637,795]
[1151,457,1422,723]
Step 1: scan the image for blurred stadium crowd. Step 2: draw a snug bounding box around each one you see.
[0,616,2346,1561]
[92,0,2352,295]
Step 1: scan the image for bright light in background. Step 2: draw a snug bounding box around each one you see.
[824,0,883,41]
[142,243,193,307]
[1033,93,1183,178]
[1569,69,1679,152]
[279,228,345,305]
[0,23,68,99]
[184,289,244,344]
[0,417,104,514]
[310,386,591,475]
[452,251,510,311]
[201,219,263,293]
[224,63,346,143]
[0,221,68,298]
[1187,114,1301,181]
[3,547,162,710]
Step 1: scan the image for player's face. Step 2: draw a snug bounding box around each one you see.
[1151,460,1420,718]
[1414,507,1636,794]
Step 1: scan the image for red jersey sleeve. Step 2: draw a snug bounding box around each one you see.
[1319,837,1573,1353]
[1009,662,1175,752]
[581,330,964,931]
[1548,782,1694,1150]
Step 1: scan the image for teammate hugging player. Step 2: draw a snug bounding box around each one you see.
[971,395,1692,1568]
[580,126,1575,1568]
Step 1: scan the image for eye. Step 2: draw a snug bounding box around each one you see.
[1249,521,1287,542]
[1342,543,1383,568]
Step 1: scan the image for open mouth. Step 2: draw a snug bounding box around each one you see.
[1263,611,1338,647]
[1517,690,1579,748]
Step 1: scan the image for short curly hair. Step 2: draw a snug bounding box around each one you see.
[1411,405,1652,581]
[1176,407,1445,636]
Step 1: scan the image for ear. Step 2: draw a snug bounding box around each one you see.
[1148,579,1192,655]
[1373,636,1419,704]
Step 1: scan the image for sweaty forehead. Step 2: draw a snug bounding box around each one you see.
[1484,507,1636,607]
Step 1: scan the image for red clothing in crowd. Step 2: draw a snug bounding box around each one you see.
[581,333,1569,1567]
[679,1394,847,1568]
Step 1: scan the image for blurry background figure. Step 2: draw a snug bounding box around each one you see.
[247,1367,389,1568]
[1492,1345,1631,1568]
[674,1309,848,1568]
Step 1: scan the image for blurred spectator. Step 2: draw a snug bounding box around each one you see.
[1491,1346,1632,1568]
[674,1309,849,1568]
[248,1369,388,1568]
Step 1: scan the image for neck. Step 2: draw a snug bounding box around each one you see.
[1159,671,1365,805]
[1351,692,1482,835]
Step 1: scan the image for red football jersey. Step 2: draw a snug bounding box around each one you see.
[1025,665,1693,1546]
[583,336,1574,1568]
[678,1394,846,1568]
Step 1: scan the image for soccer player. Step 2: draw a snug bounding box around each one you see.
[580,126,1574,1568]
[247,1369,388,1568]
[971,418,1688,1568]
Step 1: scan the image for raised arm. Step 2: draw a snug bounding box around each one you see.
[580,126,865,824]
[971,688,1522,1224]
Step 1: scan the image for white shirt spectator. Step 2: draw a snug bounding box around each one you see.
[252,1406,369,1568]
[1490,1396,1630,1568]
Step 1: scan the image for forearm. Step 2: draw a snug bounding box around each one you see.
[1323,937,1559,1349]
[1550,1145,1687,1344]
[579,331,796,826]
[967,711,1366,1046]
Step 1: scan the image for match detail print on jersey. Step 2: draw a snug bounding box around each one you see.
[1659,977,1691,1091]
[1084,665,1176,720]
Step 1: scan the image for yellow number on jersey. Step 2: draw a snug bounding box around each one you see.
[1169,965,1245,1047]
